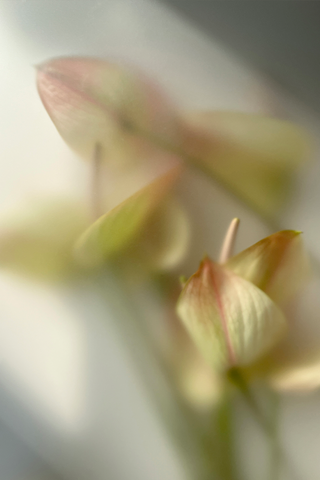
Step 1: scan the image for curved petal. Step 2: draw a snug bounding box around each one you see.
[37,57,181,168]
[226,230,309,305]
[0,200,89,281]
[249,278,320,386]
[134,197,191,271]
[74,167,181,267]
[176,257,286,372]
[182,111,310,217]
[270,360,320,393]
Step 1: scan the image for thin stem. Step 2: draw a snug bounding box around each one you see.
[228,368,300,480]
[91,143,103,220]
[268,390,281,480]
[228,368,271,436]
[211,391,239,480]
[219,218,240,264]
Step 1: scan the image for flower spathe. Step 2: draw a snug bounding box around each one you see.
[36,57,182,169]
[0,167,189,282]
[177,256,287,372]
[176,227,309,377]
[37,57,310,218]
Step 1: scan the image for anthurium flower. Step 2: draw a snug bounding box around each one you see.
[37,57,310,219]
[0,168,190,282]
[37,57,182,170]
[176,221,309,374]
[74,166,187,268]
[177,256,287,372]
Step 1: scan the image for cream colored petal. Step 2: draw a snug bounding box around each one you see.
[176,257,286,372]
[178,353,223,410]
[0,200,89,281]
[37,57,181,169]
[182,111,310,217]
[74,168,180,267]
[249,278,320,382]
[226,230,309,305]
[270,360,320,393]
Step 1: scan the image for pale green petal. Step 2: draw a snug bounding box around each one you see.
[0,200,89,281]
[37,57,181,169]
[226,230,309,304]
[183,111,310,217]
[75,168,180,267]
[176,257,286,372]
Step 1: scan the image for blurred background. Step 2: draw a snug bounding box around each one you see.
[1,1,320,479]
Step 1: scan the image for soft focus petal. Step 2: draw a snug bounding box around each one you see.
[248,278,320,386]
[176,257,286,372]
[176,343,223,409]
[269,360,320,393]
[182,111,310,217]
[134,197,190,271]
[75,167,181,267]
[226,230,309,305]
[37,57,181,169]
[0,200,89,281]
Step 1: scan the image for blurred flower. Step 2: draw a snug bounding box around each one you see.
[37,57,311,219]
[251,277,320,392]
[176,256,286,372]
[0,199,89,281]
[36,57,182,170]
[0,167,190,282]
[176,225,310,385]
[74,165,188,270]
[182,111,310,217]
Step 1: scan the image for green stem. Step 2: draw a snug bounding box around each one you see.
[95,270,224,480]
[228,368,300,480]
[211,391,239,480]
[268,390,281,480]
[228,368,272,436]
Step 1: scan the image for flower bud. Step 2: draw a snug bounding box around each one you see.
[176,257,286,372]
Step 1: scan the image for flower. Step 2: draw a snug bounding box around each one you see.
[0,167,189,282]
[37,57,310,219]
[36,57,182,170]
[0,199,89,281]
[74,165,189,270]
[176,220,310,384]
[182,111,310,217]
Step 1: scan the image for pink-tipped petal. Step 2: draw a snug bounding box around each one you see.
[37,57,181,168]
[176,257,286,372]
